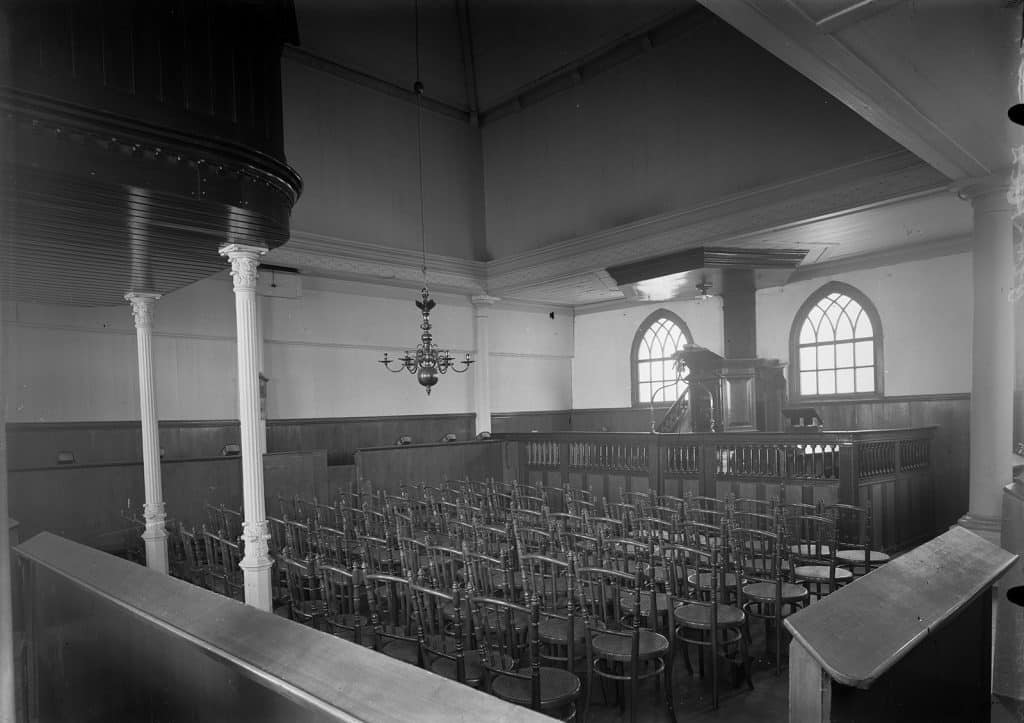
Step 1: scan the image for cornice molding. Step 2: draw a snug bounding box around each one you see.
[268,230,487,295]
[270,151,947,307]
[485,151,945,294]
[786,234,973,285]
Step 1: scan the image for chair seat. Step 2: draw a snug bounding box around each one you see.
[742,581,809,604]
[618,590,672,618]
[378,638,420,665]
[591,630,669,661]
[673,602,745,628]
[430,654,485,685]
[490,666,581,708]
[687,572,741,589]
[793,565,853,582]
[538,617,586,645]
[835,549,890,565]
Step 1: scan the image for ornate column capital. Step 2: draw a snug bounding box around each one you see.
[219,243,267,291]
[125,292,161,329]
[471,294,500,316]
[239,519,273,570]
[952,171,1013,210]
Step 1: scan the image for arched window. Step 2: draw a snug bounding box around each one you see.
[790,282,883,399]
[631,310,693,406]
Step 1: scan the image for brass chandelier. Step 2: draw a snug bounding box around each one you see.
[379,0,473,394]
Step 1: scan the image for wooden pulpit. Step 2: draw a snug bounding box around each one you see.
[785,526,1017,722]
[676,346,787,432]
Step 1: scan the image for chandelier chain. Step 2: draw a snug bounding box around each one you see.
[415,0,427,282]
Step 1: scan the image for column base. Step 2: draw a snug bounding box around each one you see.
[239,555,274,612]
[955,512,1002,547]
[141,525,169,575]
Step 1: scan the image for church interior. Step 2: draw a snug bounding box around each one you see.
[1,1,1023,721]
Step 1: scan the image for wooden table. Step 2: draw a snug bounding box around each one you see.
[785,526,1017,722]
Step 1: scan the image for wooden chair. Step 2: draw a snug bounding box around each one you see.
[364,571,420,665]
[281,553,328,629]
[468,593,581,720]
[176,523,211,589]
[518,552,583,671]
[827,501,890,576]
[410,581,481,686]
[319,561,368,645]
[576,564,673,723]
[669,544,752,710]
[426,543,465,591]
[789,513,853,601]
[734,525,808,675]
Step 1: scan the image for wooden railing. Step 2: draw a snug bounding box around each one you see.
[498,427,937,553]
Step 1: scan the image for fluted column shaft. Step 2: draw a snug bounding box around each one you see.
[126,292,169,573]
[472,296,499,436]
[0,293,14,723]
[221,243,273,611]
[959,179,1015,543]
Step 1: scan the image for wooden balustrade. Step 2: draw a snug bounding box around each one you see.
[497,427,937,553]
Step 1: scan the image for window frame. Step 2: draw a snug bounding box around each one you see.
[788,281,884,402]
[630,309,694,408]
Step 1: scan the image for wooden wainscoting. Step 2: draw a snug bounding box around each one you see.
[491,409,572,433]
[564,393,970,531]
[6,414,476,471]
[267,413,475,465]
[9,451,327,552]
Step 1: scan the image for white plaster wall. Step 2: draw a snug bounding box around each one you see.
[4,274,573,422]
[571,298,724,409]
[489,305,573,412]
[756,253,972,395]
[283,60,485,261]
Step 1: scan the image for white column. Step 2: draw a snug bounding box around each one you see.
[220,243,273,611]
[958,178,1016,545]
[472,296,499,436]
[0,294,15,723]
[255,294,267,455]
[125,292,169,573]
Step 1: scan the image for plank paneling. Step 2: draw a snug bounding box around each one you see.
[566,394,969,530]
[9,451,327,553]
[354,440,510,496]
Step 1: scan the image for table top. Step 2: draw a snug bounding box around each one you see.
[784,526,1017,688]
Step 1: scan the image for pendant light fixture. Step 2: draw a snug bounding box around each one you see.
[380,0,473,394]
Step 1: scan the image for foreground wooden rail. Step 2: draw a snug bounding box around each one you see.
[496,428,937,552]
[14,532,547,723]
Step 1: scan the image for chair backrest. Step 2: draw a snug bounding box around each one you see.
[364,572,415,637]
[518,553,569,613]
[462,547,509,599]
[320,561,362,619]
[732,526,783,583]
[281,553,323,608]
[826,502,874,558]
[410,582,467,683]
[426,544,464,590]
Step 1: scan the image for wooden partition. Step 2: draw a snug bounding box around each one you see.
[14,532,544,723]
[9,450,328,551]
[785,527,1016,722]
[354,439,512,497]
[498,427,937,552]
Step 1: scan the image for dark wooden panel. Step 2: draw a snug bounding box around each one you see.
[9,451,327,551]
[354,440,509,496]
[17,534,544,723]
[268,414,475,466]
[492,410,572,433]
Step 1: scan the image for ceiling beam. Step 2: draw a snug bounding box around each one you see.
[478,6,714,126]
[282,45,471,124]
[455,0,481,125]
[698,0,992,180]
